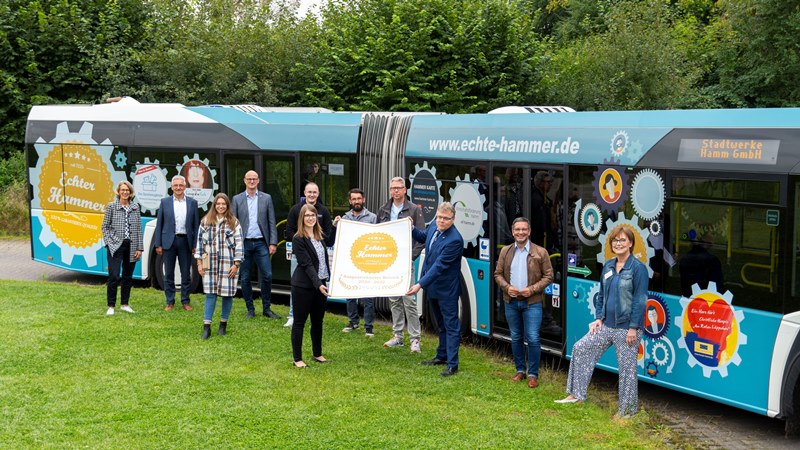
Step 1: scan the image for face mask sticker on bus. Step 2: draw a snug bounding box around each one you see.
[131,157,168,215]
[29,121,128,268]
[674,282,747,378]
[409,162,443,225]
[449,174,487,248]
[177,154,218,210]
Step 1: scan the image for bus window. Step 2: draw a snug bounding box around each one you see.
[300,154,357,218]
[790,181,800,313]
[666,198,782,313]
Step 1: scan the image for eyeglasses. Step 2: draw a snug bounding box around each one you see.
[390,186,405,191]
[611,238,629,244]
[304,214,317,218]
[245,178,258,182]
[436,215,454,221]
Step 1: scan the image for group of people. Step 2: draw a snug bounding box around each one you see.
[101,170,649,414]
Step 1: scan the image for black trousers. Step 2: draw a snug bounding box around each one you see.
[107,240,135,307]
[291,285,327,362]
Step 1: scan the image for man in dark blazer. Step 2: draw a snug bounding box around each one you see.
[407,202,464,377]
[232,170,280,319]
[154,175,199,311]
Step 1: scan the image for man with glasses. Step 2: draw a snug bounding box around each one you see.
[493,217,553,388]
[377,177,426,353]
[408,202,464,376]
[232,170,280,319]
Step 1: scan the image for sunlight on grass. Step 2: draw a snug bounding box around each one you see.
[0,280,671,448]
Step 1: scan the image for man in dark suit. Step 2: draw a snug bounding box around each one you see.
[407,202,464,377]
[154,175,199,311]
[232,170,280,319]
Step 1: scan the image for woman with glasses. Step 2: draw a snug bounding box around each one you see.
[290,204,331,368]
[555,224,648,418]
[101,181,143,315]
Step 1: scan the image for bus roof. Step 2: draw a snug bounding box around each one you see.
[26,103,363,153]
[405,108,800,173]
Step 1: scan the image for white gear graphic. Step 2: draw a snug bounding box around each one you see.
[610,131,630,157]
[30,122,127,266]
[674,282,747,378]
[648,220,662,236]
[448,174,487,248]
[579,202,602,238]
[177,153,218,211]
[631,169,665,221]
[409,162,444,225]
[596,211,656,278]
[131,157,169,215]
[572,199,599,246]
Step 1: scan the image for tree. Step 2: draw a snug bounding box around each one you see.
[285,0,545,112]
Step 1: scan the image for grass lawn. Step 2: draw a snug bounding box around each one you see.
[0,280,673,448]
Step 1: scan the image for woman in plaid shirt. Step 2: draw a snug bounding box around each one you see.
[196,194,244,339]
[101,181,143,315]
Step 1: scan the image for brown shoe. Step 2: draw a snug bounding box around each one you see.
[182,304,193,311]
[511,372,525,382]
[528,376,539,388]
[164,304,174,311]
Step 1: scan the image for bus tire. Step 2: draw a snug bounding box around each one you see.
[152,253,201,293]
[374,297,391,314]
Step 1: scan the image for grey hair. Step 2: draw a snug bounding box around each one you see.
[171,175,186,184]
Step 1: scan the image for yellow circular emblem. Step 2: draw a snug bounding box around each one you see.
[350,233,398,273]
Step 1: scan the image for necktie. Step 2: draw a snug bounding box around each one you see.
[432,230,441,244]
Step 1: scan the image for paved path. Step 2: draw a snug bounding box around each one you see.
[3,238,799,448]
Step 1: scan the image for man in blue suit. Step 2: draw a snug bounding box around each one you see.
[407,202,464,376]
[154,175,200,311]
[232,170,280,319]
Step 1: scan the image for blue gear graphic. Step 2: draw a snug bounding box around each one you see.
[626,140,645,162]
[643,292,670,340]
[114,151,127,169]
[645,361,659,378]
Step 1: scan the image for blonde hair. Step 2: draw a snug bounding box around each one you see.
[296,204,323,241]
[115,180,135,198]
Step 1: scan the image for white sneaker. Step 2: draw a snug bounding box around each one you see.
[410,339,421,353]
[120,305,135,313]
[384,336,403,347]
[342,324,358,333]
[283,317,294,327]
[106,307,115,315]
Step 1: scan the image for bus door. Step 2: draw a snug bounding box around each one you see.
[223,153,296,291]
[491,165,566,350]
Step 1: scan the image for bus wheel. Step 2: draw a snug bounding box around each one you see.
[153,253,165,290]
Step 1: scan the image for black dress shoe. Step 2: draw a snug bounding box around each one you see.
[421,358,447,366]
[263,310,281,319]
[245,310,255,319]
[440,367,458,377]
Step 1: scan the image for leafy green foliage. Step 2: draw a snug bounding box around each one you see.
[0,280,672,447]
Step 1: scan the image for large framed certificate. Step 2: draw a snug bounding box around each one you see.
[328,219,412,298]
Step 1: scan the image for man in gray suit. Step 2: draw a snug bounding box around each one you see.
[232,170,280,319]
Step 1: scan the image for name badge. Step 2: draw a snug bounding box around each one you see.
[604,270,613,280]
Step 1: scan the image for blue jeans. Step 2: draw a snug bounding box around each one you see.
[163,235,192,305]
[346,298,375,331]
[505,300,542,377]
[204,293,233,323]
[240,239,273,313]
[429,295,460,369]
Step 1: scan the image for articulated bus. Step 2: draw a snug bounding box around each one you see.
[26,103,800,429]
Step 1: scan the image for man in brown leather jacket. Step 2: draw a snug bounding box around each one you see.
[493,217,553,388]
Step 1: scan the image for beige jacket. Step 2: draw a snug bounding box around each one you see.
[494,241,554,304]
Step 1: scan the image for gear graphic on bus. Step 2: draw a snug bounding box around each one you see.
[643,292,670,340]
[578,202,602,238]
[114,151,128,169]
[596,212,656,278]
[645,361,659,378]
[177,153,218,210]
[130,157,169,216]
[409,161,443,225]
[630,169,665,221]
[30,121,127,267]
[626,139,645,163]
[638,338,648,369]
[674,282,747,378]
[448,174,487,248]
[586,283,600,318]
[592,159,629,214]
[651,337,676,374]
[610,130,630,158]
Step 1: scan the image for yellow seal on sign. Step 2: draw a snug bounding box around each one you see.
[350,233,398,273]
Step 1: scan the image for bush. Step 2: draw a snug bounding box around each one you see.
[0,151,26,189]
[0,181,29,237]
